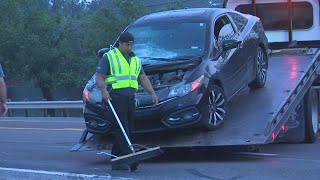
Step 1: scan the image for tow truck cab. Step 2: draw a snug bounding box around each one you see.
[225,0,320,44]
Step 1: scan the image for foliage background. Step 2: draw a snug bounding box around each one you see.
[0,0,220,103]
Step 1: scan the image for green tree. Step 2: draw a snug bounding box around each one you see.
[158,0,185,11]
[0,0,95,102]
[85,0,148,52]
[112,0,148,24]
[0,0,189,108]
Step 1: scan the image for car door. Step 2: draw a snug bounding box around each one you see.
[227,12,256,84]
[213,14,247,99]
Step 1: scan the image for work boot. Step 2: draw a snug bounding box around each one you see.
[129,162,139,172]
[111,164,129,171]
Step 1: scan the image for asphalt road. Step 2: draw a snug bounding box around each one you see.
[0,117,319,180]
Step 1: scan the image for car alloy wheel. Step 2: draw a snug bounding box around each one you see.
[257,48,267,82]
[204,85,227,130]
[249,46,268,89]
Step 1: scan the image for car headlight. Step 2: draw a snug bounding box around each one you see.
[168,75,204,98]
[83,88,103,104]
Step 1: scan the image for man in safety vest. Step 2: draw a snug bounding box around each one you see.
[95,32,158,171]
[0,64,8,116]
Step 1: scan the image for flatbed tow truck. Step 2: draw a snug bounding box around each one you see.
[72,48,320,151]
[71,0,320,152]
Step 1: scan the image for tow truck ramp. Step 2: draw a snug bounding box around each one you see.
[71,48,320,152]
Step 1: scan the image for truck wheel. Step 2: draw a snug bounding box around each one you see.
[249,46,268,89]
[304,87,319,143]
[203,85,227,130]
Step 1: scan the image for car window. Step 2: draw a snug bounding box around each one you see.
[214,15,236,47]
[227,12,248,32]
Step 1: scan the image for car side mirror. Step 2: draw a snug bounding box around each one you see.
[222,40,241,51]
[97,48,109,58]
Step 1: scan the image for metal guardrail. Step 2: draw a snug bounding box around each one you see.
[5,100,83,117]
[7,100,83,109]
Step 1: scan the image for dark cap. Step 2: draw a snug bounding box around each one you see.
[119,31,134,43]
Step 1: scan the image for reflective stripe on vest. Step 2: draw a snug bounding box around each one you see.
[104,48,141,90]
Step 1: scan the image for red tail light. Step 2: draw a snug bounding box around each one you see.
[84,91,89,101]
[272,132,276,139]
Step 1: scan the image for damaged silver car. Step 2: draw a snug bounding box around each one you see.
[84,8,269,134]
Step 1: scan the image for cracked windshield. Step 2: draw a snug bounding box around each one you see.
[128,22,207,65]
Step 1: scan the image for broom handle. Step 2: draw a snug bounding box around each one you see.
[107,99,135,153]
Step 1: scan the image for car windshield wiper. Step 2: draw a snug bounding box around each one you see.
[174,56,199,60]
[140,56,200,61]
[140,57,172,61]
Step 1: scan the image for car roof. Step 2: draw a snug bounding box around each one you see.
[133,8,228,24]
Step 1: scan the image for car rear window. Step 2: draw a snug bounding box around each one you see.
[235,2,313,30]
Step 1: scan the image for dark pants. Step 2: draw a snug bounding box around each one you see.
[109,93,135,158]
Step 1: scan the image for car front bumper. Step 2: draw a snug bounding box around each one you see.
[134,89,204,133]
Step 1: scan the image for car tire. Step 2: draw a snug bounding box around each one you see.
[249,46,268,89]
[203,84,227,130]
[304,87,319,143]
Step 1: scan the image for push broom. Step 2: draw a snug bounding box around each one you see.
[105,99,163,166]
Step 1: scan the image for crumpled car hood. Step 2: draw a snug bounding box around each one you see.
[136,58,201,108]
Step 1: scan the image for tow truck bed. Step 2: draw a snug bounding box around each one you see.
[72,49,320,151]
[132,49,320,147]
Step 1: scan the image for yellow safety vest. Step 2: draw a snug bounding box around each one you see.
[104,48,141,90]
